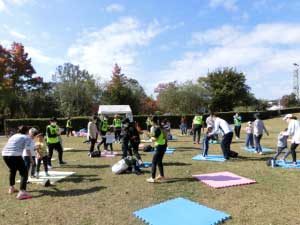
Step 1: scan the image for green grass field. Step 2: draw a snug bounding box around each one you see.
[1,116,300,225]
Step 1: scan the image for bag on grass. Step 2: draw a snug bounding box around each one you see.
[91,151,101,158]
[229,150,238,158]
[112,159,129,174]
[143,145,153,152]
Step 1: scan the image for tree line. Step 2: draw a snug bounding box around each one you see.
[1,42,298,130]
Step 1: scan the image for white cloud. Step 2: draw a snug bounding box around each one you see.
[105,3,124,13]
[67,17,165,79]
[0,0,31,12]
[9,30,27,39]
[0,0,6,11]
[209,0,238,12]
[160,23,300,99]
[9,0,30,5]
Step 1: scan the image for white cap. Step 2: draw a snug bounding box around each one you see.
[283,114,293,120]
[29,127,38,136]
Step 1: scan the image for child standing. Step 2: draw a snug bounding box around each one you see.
[202,125,213,157]
[105,127,115,153]
[245,121,254,148]
[273,128,289,161]
[34,133,49,178]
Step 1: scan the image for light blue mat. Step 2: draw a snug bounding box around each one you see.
[150,148,176,154]
[241,146,273,153]
[192,154,226,162]
[140,162,152,168]
[275,160,300,168]
[133,197,231,225]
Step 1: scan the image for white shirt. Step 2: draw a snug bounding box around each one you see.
[284,119,300,144]
[105,133,115,144]
[2,134,32,157]
[254,119,268,136]
[22,138,36,157]
[211,117,232,135]
[87,121,98,139]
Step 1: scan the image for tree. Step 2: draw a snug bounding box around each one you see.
[198,68,253,112]
[156,81,209,114]
[53,63,101,116]
[102,64,147,114]
[280,93,299,108]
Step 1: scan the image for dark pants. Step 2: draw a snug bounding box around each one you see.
[114,128,121,142]
[151,144,167,178]
[23,156,36,176]
[97,131,107,150]
[36,156,48,173]
[147,125,151,133]
[66,128,72,137]
[107,143,113,151]
[193,125,202,143]
[221,132,233,159]
[245,133,254,148]
[202,134,211,157]
[89,137,97,153]
[48,142,63,165]
[254,134,263,152]
[234,126,241,138]
[3,156,28,190]
[128,142,141,160]
[180,124,187,135]
[283,143,298,162]
[273,146,287,160]
[122,141,129,158]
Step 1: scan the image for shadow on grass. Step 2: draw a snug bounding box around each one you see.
[63,149,89,153]
[162,177,197,184]
[63,174,101,183]
[173,147,198,151]
[33,186,106,198]
[235,155,273,162]
[164,162,192,167]
[64,164,111,169]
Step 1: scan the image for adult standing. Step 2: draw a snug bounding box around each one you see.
[121,118,131,158]
[113,114,122,143]
[46,117,66,168]
[2,126,33,200]
[146,116,153,133]
[282,114,300,165]
[209,113,233,160]
[128,121,143,164]
[97,117,108,151]
[192,113,203,144]
[66,117,73,137]
[87,116,98,156]
[233,112,242,139]
[253,113,269,154]
[147,116,167,183]
[23,128,38,178]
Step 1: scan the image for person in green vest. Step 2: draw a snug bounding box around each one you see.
[146,116,153,133]
[113,114,122,143]
[233,112,242,139]
[97,116,109,152]
[192,113,203,144]
[146,116,167,183]
[46,117,66,168]
[66,117,73,137]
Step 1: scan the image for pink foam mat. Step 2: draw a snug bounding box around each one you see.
[102,151,118,157]
[192,171,256,189]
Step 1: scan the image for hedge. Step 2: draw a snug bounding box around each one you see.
[4,107,300,135]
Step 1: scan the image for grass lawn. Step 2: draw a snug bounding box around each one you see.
[1,116,300,225]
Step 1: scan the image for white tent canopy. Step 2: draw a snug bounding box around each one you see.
[98,105,133,121]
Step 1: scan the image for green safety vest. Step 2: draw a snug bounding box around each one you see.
[66,119,72,128]
[234,116,242,126]
[154,128,166,146]
[46,125,59,144]
[101,120,108,132]
[193,115,203,125]
[113,119,122,128]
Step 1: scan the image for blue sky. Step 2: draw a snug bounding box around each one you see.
[1,0,300,99]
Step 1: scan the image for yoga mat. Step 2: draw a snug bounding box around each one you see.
[193,171,256,188]
[18,171,75,185]
[192,154,226,162]
[140,162,152,168]
[275,160,300,168]
[64,147,74,151]
[150,148,176,154]
[102,151,118,157]
[133,197,231,225]
[241,146,273,153]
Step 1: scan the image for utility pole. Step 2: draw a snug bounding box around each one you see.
[293,63,299,100]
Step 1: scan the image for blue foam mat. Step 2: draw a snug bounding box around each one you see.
[275,160,300,168]
[150,148,176,154]
[140,162,152,168]
[192,154,226,162]
[133,197,231,225]
[241,146,273,153]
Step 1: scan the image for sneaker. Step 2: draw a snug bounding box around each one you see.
[291,162,298,166]
[259,152,263,155]
[16,191,32,200]
[48,165,53,169]
[8,186,18,194]
[137,160,144,166]
[281,158,286,164]
[155,176,167,182]
[45,172,50,177]
[35,172,39,179]
[254,151,258,154]
[146,177,156,183]
[59,161,67,166]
